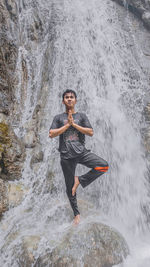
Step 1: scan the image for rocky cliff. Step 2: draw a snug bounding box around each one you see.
[0,0,18,114]
[0,0,25,215]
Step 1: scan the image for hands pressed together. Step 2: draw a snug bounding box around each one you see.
[49,110,75,138]
[67,110,75,126]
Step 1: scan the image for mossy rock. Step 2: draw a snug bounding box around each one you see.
[0,120,25,180]
[0,122,11,155]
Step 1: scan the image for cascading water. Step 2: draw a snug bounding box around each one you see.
[1,0,150,266]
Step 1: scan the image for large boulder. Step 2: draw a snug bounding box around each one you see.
[30,222,129,267]
[0,200,129,266]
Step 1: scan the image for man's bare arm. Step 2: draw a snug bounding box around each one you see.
[72,123,93,136]
[49,123,70,138]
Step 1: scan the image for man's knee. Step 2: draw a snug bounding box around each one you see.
[94,161,109,173]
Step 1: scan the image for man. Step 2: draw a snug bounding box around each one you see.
[49,90,109,225]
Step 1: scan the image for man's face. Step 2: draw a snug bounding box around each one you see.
[63,92,77,108]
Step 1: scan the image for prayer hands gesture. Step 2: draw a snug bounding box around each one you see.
[68,110,74,126]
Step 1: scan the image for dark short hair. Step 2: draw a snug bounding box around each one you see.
[62,89,77,100]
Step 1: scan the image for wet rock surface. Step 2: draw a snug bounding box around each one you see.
[112,0,150,30]
[0,13,26,213]
[0,200,129,266]
[34,222,129,267]
[0,118,25,180]
[0,178,8,216]
[8,183,29,208]
[30,144,44,166]
[0,181,29,217]
[0,1,25,181]
[11,221,129,267]
[0,0,19,115]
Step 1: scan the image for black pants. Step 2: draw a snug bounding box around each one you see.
[60,149,109,216]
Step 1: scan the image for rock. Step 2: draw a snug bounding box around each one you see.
[10,220,129,267]
[112,0,150,30]
[0,180,29,218]
[23,130,37,148]
[43,169,56,194]
[0,199,129,266]
[30,144,44,166]
[143,103,150,156]
[0,113,7,123]
[144,103,150,123]
[0,1,25,180]
[0,0,19,115]
[22,104,42,149]
[22,235,41,251]
[142,12,150,28]
[35,222,129,267]
[8,183,29,208]
[0,178,8,217]
[27,15,43,42]
[14,235,41,266]
[0,120,25,180]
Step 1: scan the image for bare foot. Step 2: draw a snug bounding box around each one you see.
[73,214,80,225]
[72,176,80,196]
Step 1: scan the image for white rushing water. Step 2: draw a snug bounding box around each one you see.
[1,0,150,266]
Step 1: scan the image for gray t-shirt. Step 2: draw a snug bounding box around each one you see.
[50,112,93,159]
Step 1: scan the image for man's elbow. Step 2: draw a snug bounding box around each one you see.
[49,130,54,138]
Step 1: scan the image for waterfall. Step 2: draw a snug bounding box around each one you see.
[1,0,150,266]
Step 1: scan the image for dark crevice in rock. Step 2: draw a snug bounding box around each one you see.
[0,152,6,174]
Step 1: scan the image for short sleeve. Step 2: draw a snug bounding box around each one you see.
[81,113,93,129]
[49,115,60,130]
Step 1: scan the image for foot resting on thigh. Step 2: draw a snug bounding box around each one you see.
[72,176,80,196]
[73,214,80,225]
